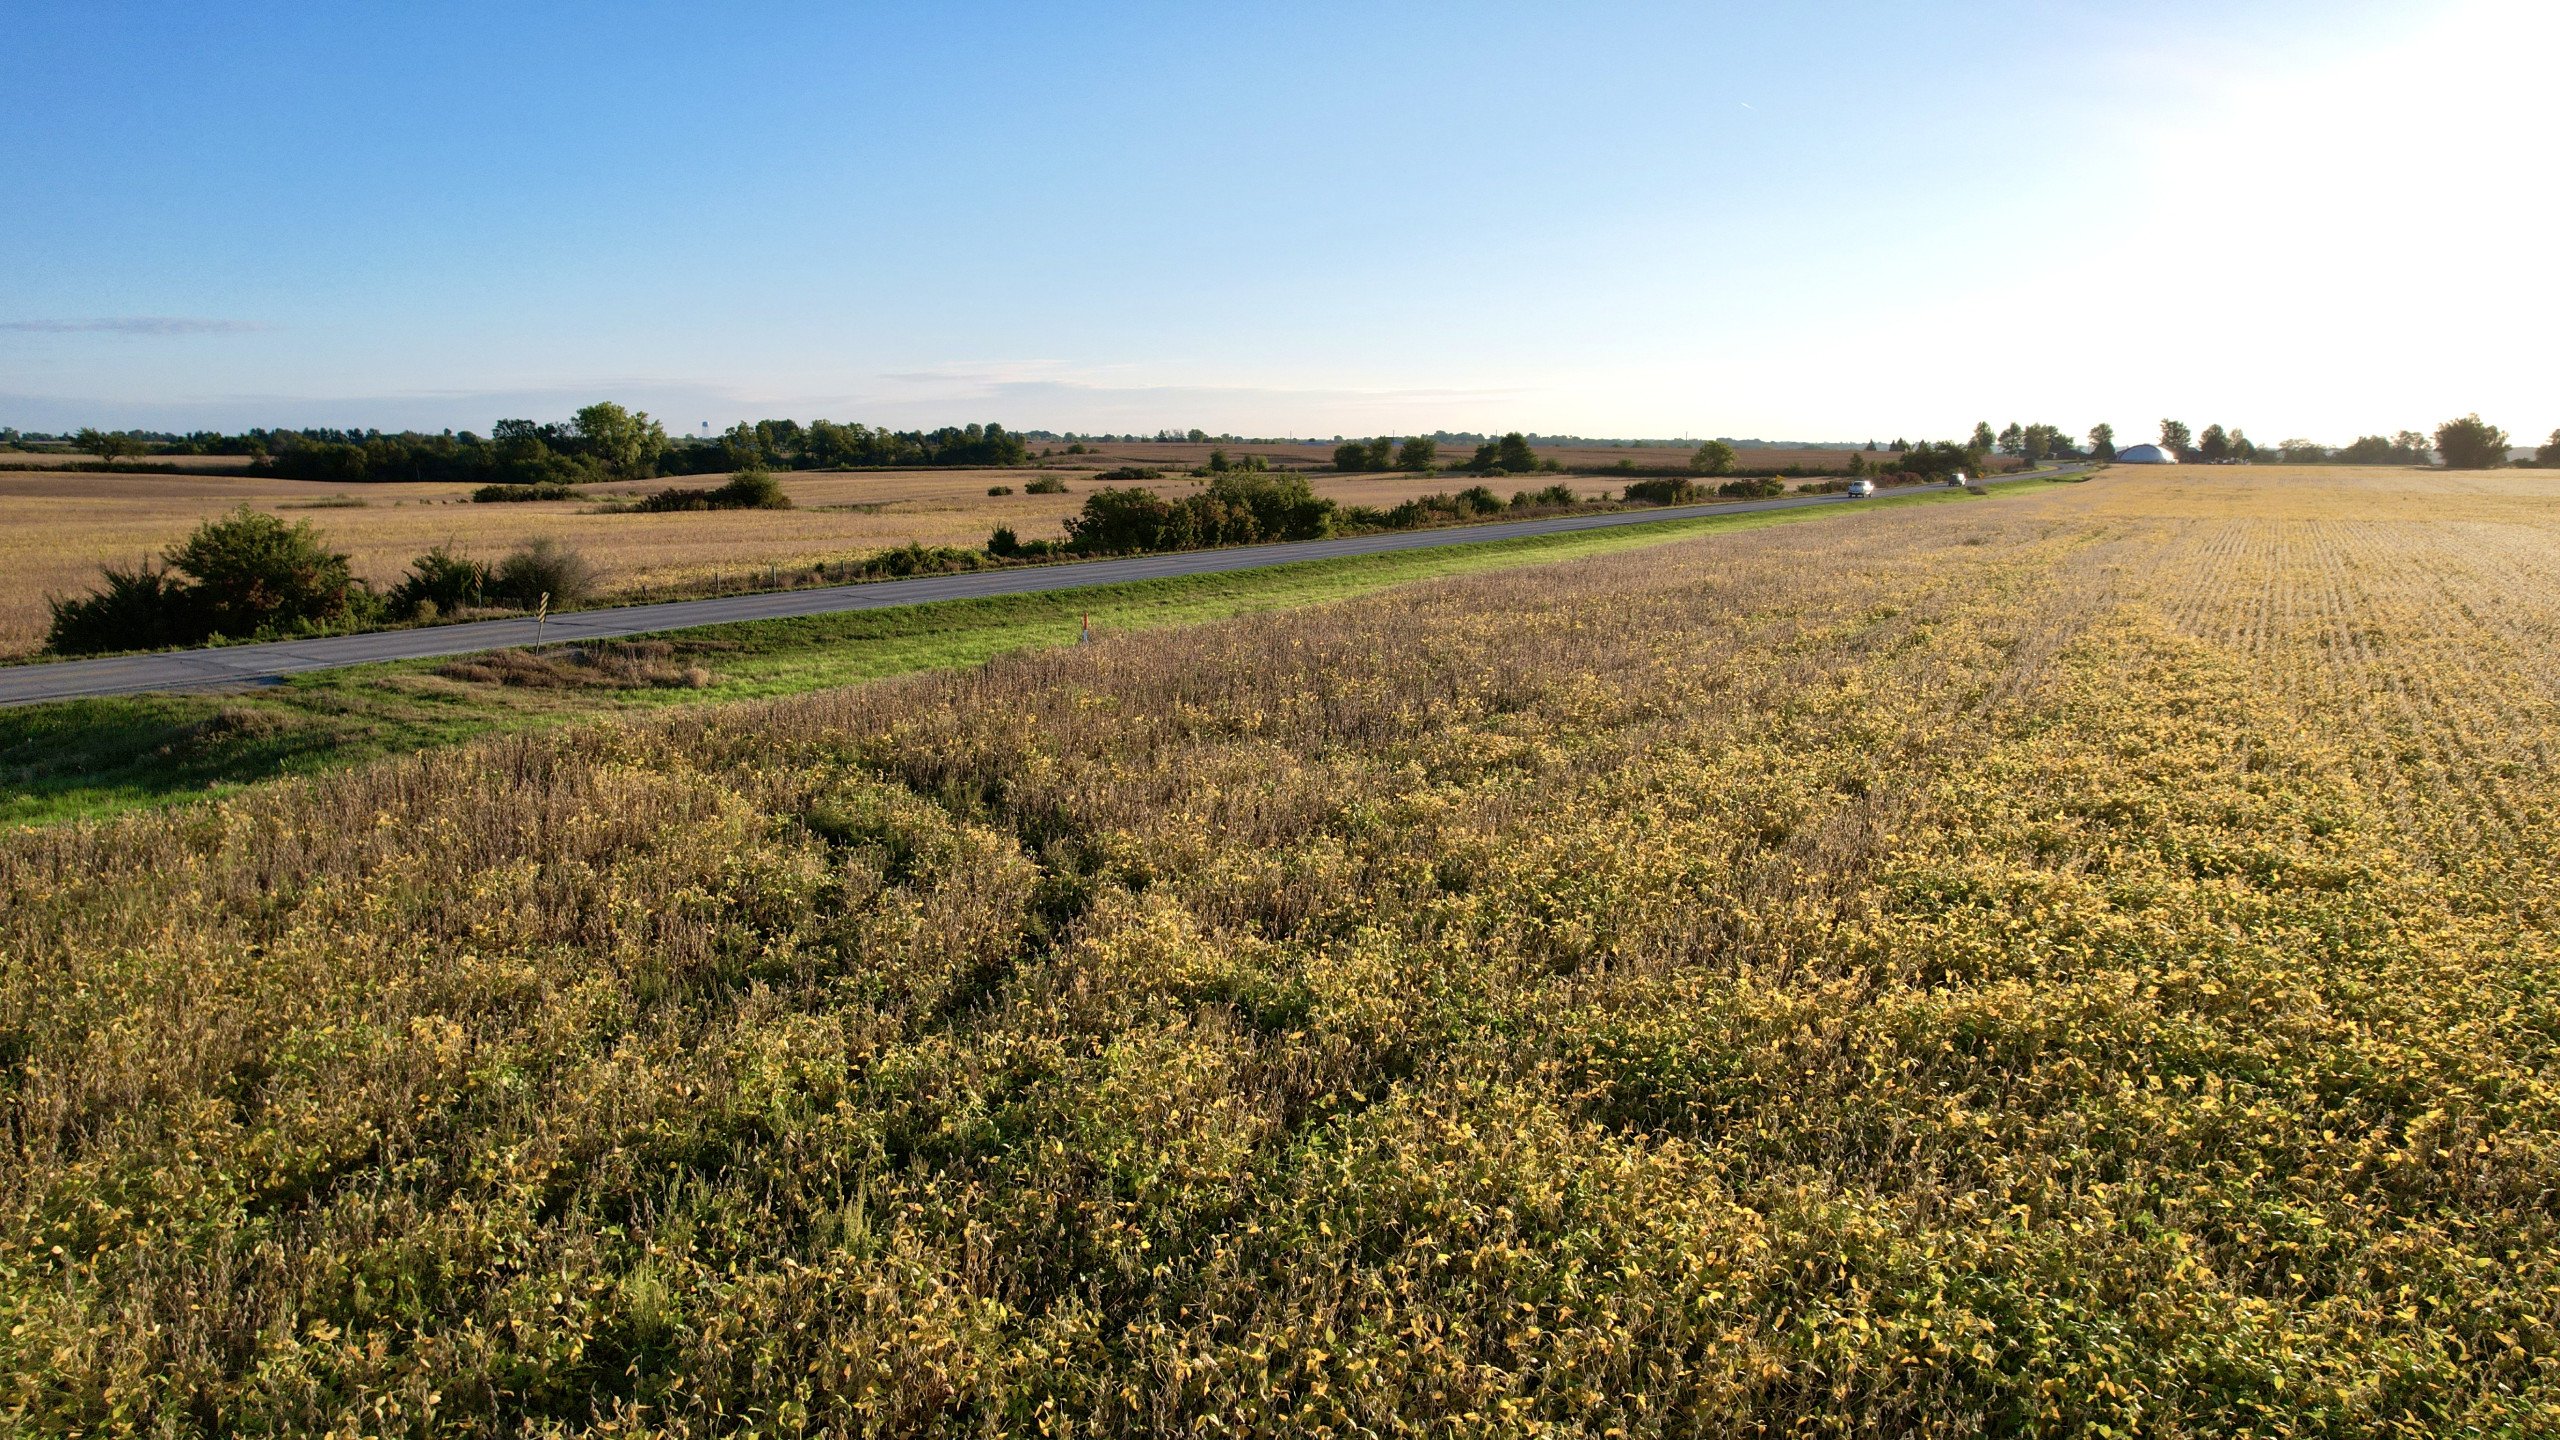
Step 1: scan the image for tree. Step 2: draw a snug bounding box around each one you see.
[1362,437,1395,470]
[2279,438,2329,464]
[1395,436,1437,471]
[1898,441,1975,482]
[1690,440,1738,476]
[573,402,668,481]
[162,506,365,640]
[2539,429,2560,467]
[1494,433,1538,472]
[1185,428,1209,443]
[1332,441,1371,472]
[2434,414,2507,469]
[2159,419,2193,458]
[1971,421,1996,452]
[2198,424,2231,464]
[1996,422,2024,457]
[73,428,145,464]
[2088,423,2116,460]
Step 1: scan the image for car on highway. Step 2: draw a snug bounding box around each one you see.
[1846,479,1875,498]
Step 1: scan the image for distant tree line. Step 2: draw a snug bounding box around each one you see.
[2114,415,2516,468]
[671,419,1029,474]
[29,405,1037,486]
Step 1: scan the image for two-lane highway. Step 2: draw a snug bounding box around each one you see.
[0,469,2080,707]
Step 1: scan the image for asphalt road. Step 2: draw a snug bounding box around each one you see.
[0,471,2079,707]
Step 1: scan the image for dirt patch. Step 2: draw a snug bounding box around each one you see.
[435,642,715,690]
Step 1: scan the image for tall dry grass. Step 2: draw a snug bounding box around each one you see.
[4,470,2559,1433]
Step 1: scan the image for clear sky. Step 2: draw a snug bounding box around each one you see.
[3,0,2549,445]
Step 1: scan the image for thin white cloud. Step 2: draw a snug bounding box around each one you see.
[0,317,269,335]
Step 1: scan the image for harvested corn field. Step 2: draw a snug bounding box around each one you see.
[4,468,2558,1434]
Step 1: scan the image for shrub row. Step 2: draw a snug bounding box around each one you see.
[1060,473,1337,555]
[982,477,1609,565]
[44,509,598,655]
[470,481,582,503]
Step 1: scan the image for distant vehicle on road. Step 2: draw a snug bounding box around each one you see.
[1847,479,1875,498]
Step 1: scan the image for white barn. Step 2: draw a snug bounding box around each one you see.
[2114,443,2177,463]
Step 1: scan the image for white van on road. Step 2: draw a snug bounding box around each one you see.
[1846,479,1875,498]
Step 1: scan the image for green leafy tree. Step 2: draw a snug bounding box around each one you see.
[1362,437,1395,470]
[718,421,769,471]
[1970,421,1996,453]
[752,419,805,466]
[74,428,145,464]
[1332,442,1371,472]
[1996,423,2024,457]
[1395,436,1437,470]
[1899,441,1975,482]
[1494,433,1539,472]
[574,402,669,481]
[2088,423,2116,460]
[2538,429,2560,466]
[2433,414,2507,469]
[1690,440,1738,476]
[2198,425,2231,463]
[2159,419,2193,458]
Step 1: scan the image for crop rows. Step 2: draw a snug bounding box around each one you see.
[2,470,2556,1435]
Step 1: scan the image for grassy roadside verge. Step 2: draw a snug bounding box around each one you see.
[1,478,2053,827]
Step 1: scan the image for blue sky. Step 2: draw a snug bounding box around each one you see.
[3,0,2548,443]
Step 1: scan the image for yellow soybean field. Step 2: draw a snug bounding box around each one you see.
[4,468,2557,1434]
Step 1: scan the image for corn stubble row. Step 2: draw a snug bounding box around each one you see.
[3,471,2556,1435]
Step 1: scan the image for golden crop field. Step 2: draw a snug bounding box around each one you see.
[0,464,1624,659]
[5,466,2557,1434]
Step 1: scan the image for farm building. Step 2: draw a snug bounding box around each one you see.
[2115,443,2177,463]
